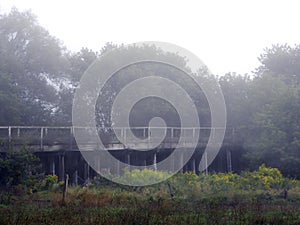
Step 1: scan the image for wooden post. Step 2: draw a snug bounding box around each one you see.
[62,174,69,204]
[167,182,174,199]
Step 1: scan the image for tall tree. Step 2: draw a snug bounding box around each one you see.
[0,8,67,125]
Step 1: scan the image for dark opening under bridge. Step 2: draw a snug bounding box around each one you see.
[0,126,244,183]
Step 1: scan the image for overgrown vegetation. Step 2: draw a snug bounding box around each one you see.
[0,167,299,224]
[0,146,41,192]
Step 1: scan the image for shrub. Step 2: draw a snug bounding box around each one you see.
[0,145,42,190]
[41,174,58,190]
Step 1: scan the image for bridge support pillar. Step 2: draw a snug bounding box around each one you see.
[153,152,157,171]
[126,152,131,171]
[205,152,208,175]
[227,149,232,172]
[50,158,55,176]
[191,158,196,173]
[84,162,89,184]
[116,159,120,176]
[180,151,184,172]
[73,170,78,186]
[58,153,65,181]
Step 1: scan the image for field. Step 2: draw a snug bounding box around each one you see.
[0,165,299,225]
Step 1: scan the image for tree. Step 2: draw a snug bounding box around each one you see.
[246,85,300,177]
[242,44,300,177]
[0,8,67,125]
[91,43,211,129]
[219,73,252,129]
[257,44,300,85]
[0,71,21,125]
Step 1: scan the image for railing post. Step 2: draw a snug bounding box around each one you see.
[153,152,157,171]
[205,151,208,176]
[227,149,232,172]
[40,127,44,151]
[123,128,126,146]
[147,127,150,148]
[8,126,11,143]
[70,127,73,150]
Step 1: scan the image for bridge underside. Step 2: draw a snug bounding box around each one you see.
[32,146,243,184]
[0,126,243,184]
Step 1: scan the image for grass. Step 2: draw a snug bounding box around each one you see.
[0,166,299,224]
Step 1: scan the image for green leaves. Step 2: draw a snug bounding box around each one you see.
[0,146,41,189]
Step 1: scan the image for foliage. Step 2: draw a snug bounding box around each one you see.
[112,168,172,186]
[0,8,67,125]
[0,166,299,224]
[0,146,42,190]
[40,174,58,190]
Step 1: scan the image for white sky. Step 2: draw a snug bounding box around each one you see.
[1,0,300,75]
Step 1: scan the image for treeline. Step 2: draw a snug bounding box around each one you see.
[0,9,299,177]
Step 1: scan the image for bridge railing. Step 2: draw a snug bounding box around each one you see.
[0,126,239,151]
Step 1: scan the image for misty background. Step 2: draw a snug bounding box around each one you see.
[0,4,299,178]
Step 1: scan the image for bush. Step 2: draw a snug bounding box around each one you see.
[40,175,58,190]
[0,146,42,190]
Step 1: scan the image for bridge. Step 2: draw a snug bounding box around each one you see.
[0,126,238,150]
[0,126,244,184]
